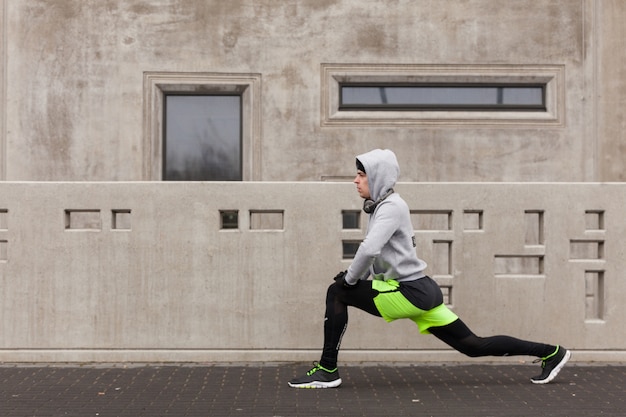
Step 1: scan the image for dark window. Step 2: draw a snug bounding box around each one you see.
[164,95,242,181]
[342,210,361,229]
[342,240,361,259]
[340,84,545,111]
[220,210,239,230]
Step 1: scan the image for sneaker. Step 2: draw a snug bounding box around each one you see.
[530,345,571,384]
[288,363,342,389]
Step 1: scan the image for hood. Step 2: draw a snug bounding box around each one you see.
[356,149,399,201]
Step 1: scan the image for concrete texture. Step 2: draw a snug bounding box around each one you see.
[2,1,626,365]
[1,1,625,182]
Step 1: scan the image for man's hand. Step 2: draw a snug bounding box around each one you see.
[333,270,358,289]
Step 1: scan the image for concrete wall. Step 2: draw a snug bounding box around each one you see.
[1,1,626,363]
[0,182,624,363]
[1,0,625,182]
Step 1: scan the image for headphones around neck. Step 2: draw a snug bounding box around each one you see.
[363,188,394,214]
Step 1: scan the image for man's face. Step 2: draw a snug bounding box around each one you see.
[354,170,371,199]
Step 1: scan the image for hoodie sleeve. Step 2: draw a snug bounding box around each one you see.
[344,201,401,285]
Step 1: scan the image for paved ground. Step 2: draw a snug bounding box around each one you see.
[1,362,624,417]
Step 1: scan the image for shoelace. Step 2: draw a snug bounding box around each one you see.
[306,364,323,376]
[532,345,560,368]
[532,358,546,368]
[306,362,336,375]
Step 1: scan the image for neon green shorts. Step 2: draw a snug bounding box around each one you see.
[372,279,458,334]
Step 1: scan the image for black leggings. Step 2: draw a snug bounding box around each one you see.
[429,318,554,358]
[320,281,555,369]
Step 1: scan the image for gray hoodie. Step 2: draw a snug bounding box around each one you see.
[345,149,427,285]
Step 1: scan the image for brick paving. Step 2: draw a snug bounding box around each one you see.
[1,362,625,417]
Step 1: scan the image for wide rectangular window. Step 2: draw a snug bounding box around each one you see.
[163,95,242,181]
[321,64,564,126]
[340,84,545,111]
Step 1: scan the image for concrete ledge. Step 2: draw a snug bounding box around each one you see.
[1,349,624,364]
[1,182,626,362]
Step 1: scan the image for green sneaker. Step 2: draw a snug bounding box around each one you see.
[530,345,571,384]
[288,363,342,389]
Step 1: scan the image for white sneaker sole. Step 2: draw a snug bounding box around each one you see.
[288,378,342,389]
[531,349,571,384]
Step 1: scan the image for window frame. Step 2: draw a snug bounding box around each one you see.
[321,64,564,127]
[143,72,261,181]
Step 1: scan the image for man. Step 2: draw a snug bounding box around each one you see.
[288,148,570,389]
